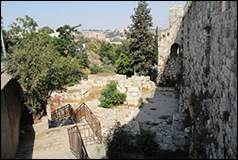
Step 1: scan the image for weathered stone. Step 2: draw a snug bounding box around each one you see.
[158,1,237,158]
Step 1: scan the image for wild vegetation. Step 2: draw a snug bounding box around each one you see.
[99,81,126,108]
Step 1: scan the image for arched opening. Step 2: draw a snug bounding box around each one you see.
[170,43,180,57]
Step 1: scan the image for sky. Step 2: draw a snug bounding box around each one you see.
[1,1,186,31]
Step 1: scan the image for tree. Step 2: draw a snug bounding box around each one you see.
[56,24,81,41]
[75,44,89,68]
[115,53,133,76]
[126,1,155,75]
[9,15,38,36]
[55,24,81,57]
[99,42,116,65]
[6,33,83,117]
[115,39,129,61]
[5,15,38,53]
[39,26,54,34]
[154,26,159,65]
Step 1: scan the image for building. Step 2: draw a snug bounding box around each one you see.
[81,31,106,41]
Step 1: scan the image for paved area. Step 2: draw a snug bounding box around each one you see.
[16,125,76,159]
[135,87,178,126]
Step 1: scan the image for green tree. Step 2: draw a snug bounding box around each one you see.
[39,26,54,34]
[9,15,38,36]
[75,44,89,68]
[5,15,38,53]
[126,1,155,75]
[56,24,81,41]
[115,53,133,76]
[115,40,129,60]
[99,42,116,65]
[6,33,83,117]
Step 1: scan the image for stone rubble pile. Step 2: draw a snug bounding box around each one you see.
[51,74,156,108]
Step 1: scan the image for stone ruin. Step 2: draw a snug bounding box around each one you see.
[49,74,156,111]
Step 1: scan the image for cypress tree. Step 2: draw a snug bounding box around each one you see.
[126,1,156,75]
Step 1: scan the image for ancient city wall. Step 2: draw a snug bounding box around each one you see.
[158,1,237,159]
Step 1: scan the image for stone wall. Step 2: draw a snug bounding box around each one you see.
[1,77,23,159]
[158,1,237,159]
[157,4,184,84]
[49,74,156,112]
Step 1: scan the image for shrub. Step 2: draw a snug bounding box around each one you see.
[99,81,126,108]
[90,64,115,74]
[90,65,101,74]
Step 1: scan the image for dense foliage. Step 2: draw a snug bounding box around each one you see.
[99,42,117,65]
[6,33,83,116]
[39,26,54,34]
[99,81,126,108]
[115,53,133,76]
[2,16,87,117]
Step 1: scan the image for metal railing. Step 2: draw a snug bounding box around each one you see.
[51,104,74,121]
[68,125,89,159]
[74,103,102,144]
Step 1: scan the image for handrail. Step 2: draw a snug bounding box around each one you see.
[68,125,89,159]
[52,103,102,144]
[74,103,102,144]
[51,104,74,121]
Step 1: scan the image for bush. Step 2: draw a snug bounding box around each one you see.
[90,64,115,74]
[99,81,126,108]
[89,65,101,74]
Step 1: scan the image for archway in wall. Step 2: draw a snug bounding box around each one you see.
[170,43,180,57]
[158,42,182,87]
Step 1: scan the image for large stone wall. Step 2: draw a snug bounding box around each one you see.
[158,1,237,159]
[1,77,23,159]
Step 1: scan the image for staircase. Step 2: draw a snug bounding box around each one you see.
[51,103,105,159]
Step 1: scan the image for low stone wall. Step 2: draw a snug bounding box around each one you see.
[50,74,156,110]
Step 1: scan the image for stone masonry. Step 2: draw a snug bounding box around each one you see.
[49,74,156,113]
[158,1,237,159]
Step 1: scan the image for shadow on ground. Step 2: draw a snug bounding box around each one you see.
[16,106,35,159]
[105,87,191,159]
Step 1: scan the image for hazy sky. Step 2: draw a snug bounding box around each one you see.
[1,1,186,31]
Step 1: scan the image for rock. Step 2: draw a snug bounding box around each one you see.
[173,133,186,147]
[184,127,191,134]
[164,135,173,144]
[122,120,141,136]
